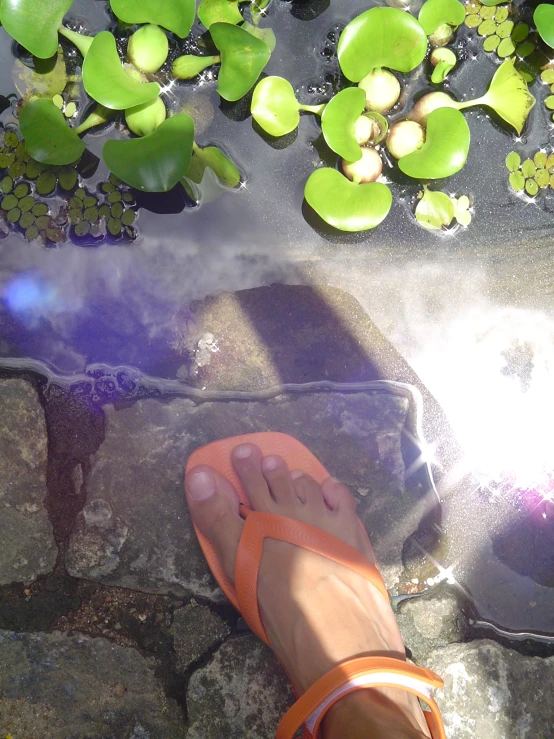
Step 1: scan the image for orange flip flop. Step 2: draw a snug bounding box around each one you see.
[185,432,446,739]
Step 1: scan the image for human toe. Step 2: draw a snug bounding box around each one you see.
[262,455,297,504]
[232,443,273,511]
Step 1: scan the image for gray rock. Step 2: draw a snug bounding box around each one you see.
[0,379,57,585]
[425,640,554,739]
[66,390,431,598]
[395,586,469,663]
[0,629,186,739]
[186,635,294,739]
[171,603,230,674]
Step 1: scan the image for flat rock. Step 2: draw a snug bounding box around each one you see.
[0,629,186,739]
[426,640,554,739]
[66,390,434,599]
[186,635,294,739]
[171,603,230,674]
[0,379,57,585]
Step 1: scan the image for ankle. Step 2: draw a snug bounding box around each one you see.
[322,688,431,739]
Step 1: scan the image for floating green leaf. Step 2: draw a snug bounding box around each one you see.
[505,151,520,171]
[210,22,271,101]
[480,0,507,6]
[109,0,195,38]
[186,144,241,187]
[198,0,243,28]
[20,99,85,165]
[36,171,57,195]
[83,32,160,110]
[337,7,427,82]
[418,0,465,36]
[103,114,194,191]
[509,171,524,191]
[430,48,457,84]
[415,187,454,230]
[534,4,554,48]
[0,0,73,58]
[321,88,366,162]
[304,167,392,232]
[453,195,471,225]
[251,77,301,136]
[241,21,277,52]
[12,49,67,101]
[525,179,538,196]
[399,107,470,180]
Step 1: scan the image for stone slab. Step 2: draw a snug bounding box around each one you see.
[66,390,434,599]
[426,640,554,739]
[0,629,186,739]
[171,603,230,675]
[0,379,57,585]
[186,635,294,739]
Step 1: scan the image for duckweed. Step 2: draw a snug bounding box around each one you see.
[506,149,554,198]
[465,1,534,62]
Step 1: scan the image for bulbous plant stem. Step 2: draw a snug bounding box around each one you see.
[172,55,221,79]
[74,105,114,135]
[298,103,326,116]
[58,26,94,57]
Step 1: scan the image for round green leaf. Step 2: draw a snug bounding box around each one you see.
[210,22,271,102]
[399,107,470,180]
[304,167,392,232]
[525,178,538,196]
[534,4,554,48]
[476,59,535,134]
[20,99,85,166]
[415,188,455,230]
[186,145,240,187]
[480,0,507,5]
[418,0,465,36]
[0,0,73,58]
[534,151,547,168]
[251,77,300,136]
[505,151,520,171]
[83,32,160,110]
[497,37,515,57]
[321,88,366,162]
[198,0,243,28]
[102,114,194,192]
[483,34,500,52]
[512,24,529,43]
[109,0,195,38]
[337,8,428,82]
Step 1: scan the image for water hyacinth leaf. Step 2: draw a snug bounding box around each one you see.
[418,0,465,36]
[58,27,94,57]
[83,32,160,110]
[338,8,427,82]
[241,21,277,52]
[534,4,554,48]
[480,0,507,5]
[20,98,85,165]
[186,145,241,187]
[103,114,194,191]
[505,151,521,171]
[251,76,301,136]
[415,188,454,230]
[430,48,456,84]
[399,107,470,180]
[109,0,195,37]
[12,49,67,101]
[321,88,366,161]
[304,167,392,232]
[0,0,73,58]
[210,22,271,102]
[198,0,243,28]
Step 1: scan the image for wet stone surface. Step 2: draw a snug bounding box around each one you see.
[0,629,186,739]
[0,379,57,585]
[66,390,423,598]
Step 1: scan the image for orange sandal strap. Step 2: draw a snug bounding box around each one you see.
[276,656,447,739]
[234,508,390,646]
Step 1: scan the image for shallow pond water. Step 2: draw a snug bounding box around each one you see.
[1,0,553,642]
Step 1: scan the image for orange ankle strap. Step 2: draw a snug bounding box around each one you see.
[276,656,447,739]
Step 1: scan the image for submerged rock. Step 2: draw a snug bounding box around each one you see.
[0,379,57,585]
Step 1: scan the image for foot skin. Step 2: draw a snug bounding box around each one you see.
[185,444,431,738]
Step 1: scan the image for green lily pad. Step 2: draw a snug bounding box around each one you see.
[83,32,160,110]
[321,87,366,161]
[12,49,67,102]
[198,0,243,28]
[534,4,554,48]
[109,0,195,37]
[304,167,392,232]
[19,98,85,165]
[418,0,465,36]
[0,0,73,58]
[415,188,455,230]
[102,114,194,192]
[337,7,427,82]
[210,22,271,101]
[251,76,301,136]
[399,107,470,180]
[186,145,241,187]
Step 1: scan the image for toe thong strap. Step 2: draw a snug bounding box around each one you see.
[276,656,446,739]
[234,509,390,646]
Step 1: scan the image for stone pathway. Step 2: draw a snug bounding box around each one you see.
[1,287,553,739]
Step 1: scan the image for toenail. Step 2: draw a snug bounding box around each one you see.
[188,471,216,500]
[291,470,303,480]
[235,444,252,459]
[262,456,280,471]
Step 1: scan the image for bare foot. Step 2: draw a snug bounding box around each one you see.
[185,443,431,738]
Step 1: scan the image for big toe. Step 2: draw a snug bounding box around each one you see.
[185,465,244,583]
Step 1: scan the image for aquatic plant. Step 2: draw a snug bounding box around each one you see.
[109,0,196,38]
[464,0,534,61]
[506,150,554,196]
[418,0,465,47]
[415,187,472,229]
[430,48,457,83]
[19,99,85,165]
[534,4,554,48]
